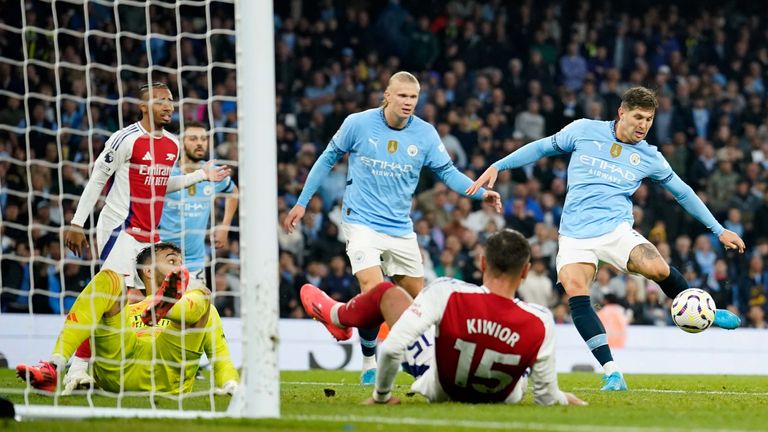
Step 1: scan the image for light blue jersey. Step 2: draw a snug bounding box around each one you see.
[298,108,486,236]
[159,164,235,272]
[494,119,724,239]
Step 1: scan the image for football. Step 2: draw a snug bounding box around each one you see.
[670,288,717,333]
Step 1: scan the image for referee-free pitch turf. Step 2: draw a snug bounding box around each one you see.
[2,369,767,431]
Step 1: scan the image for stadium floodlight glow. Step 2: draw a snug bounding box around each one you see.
[1,0,279,420]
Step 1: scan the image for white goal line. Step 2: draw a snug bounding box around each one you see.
[287,414,753,432]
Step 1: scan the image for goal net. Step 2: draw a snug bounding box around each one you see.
[0,0,277,419]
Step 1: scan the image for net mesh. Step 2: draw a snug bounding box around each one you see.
[0,0,244,415]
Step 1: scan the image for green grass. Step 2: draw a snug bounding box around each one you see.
[2,369,768,431]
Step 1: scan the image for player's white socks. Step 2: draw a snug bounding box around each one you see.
[330,303,345,328]
[603,361,620,376]
[362,354,377,371]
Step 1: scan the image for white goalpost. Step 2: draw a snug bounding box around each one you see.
[0,0,278,420]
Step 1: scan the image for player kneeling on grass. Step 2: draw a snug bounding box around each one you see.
[301,229,585,405]
[16,242,239,395]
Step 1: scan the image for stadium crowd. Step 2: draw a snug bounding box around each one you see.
[1,0,768,330]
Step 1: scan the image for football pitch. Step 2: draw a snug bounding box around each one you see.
[2,369,767,432]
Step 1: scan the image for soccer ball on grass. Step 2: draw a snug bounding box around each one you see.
[670,288,716,333]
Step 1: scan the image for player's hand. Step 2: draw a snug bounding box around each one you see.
[202,161,231,182]
[362,396,401,405]
[719,229,745,253]
[214,226,229,249]
[465,165,499,196]
[283,205,305,233]
[65,224,89,257]
[140,267,188,326]
[482,190,502,213]
[214,379,239,396]
[564,392,588,406]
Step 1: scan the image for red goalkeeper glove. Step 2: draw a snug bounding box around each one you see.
[140,266,190,326]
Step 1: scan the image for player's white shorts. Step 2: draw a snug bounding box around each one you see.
[96,227,151,289]
[556,222,650,274]
[403,328,526,404]
[341,223,424,277]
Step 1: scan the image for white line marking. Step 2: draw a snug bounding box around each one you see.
[286,414,753,432]
[572,387,768,397]
[283,381,768,396]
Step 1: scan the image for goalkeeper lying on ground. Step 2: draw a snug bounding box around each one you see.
[17,242,239,395]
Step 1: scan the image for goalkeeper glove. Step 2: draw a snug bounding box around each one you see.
[141,266,189,326]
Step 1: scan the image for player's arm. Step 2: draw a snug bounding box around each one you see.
[424,128,501,211]
[372,285,445,404]
[284,116,355,232]
[67,139,130,255]
[214,182,239,249]
[466,120,581,195]
[527,306,585,406]
[657,172,745,252]
[166,161,231,193]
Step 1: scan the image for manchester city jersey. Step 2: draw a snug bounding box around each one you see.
[330,108,453,236]
[159,164,234,271]
[553,119,673,238]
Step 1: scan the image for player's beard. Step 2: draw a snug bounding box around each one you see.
[185,150,205,163]
[187,153,205,163]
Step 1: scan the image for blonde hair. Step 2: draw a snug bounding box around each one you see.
[381,71,420,108]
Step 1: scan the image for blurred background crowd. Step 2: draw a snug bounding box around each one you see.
[1,0,767,330]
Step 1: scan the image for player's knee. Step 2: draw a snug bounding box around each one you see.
[357,272,385,292]
[560,277,590,297]
[646,262,670,282]
[380,285,411,313]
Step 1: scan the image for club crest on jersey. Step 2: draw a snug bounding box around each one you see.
[407,144,418,157]
[387,140,398,154]
[610,143,622,158]
[203,185,214,196]
[353,250,365,264]
[630,153,641,166]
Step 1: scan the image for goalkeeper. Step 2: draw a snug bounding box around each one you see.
[16,243,239,395]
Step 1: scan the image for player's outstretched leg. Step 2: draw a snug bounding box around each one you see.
[300,284,353,341]
[657,266,741,329]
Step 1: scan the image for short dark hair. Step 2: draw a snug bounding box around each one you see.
[620,87,658,111]
[138,82,170,101]
[183,120,206,130]
[135,242,182,269]
[483,229,531,277]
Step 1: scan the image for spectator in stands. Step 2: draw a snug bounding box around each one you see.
[518,257,556,308]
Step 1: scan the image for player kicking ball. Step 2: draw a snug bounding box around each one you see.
[16,243,239,395]
[467,87,745,391]
[302,229,586,406]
